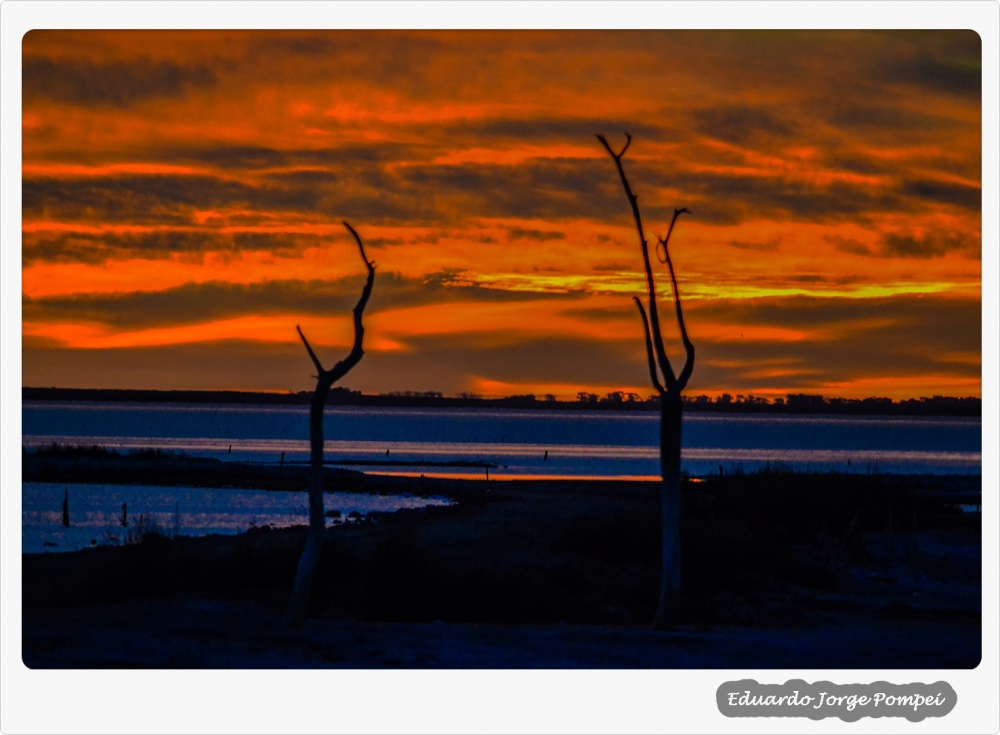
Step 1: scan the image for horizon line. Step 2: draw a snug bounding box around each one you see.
[21,386,983,406]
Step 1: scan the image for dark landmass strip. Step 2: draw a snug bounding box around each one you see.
[22,386,982,416]
[22,449,981,669]
[21,444,496,491]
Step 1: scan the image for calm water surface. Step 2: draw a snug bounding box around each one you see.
[22,402,981,552]
[23,401,981,478]
[22,482,453,554]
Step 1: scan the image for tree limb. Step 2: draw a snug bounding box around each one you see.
[296,325,324,376]
[297,221,377,387]
[634,297,665,395]
[596,133,675,388]
[657,208,695,391]
[327,221,376,384]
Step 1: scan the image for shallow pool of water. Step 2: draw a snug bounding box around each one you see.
[22,482,454,554]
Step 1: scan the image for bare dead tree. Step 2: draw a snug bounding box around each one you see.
[597,133,694,629]
[285,221,376,624]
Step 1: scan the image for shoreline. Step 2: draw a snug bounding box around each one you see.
[21,456,981,668]
[22,387,983,417]
[21,443,984,490]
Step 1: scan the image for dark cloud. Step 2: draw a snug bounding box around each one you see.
[23,279,358,331]
[827,235,875,257]
[506,227,565,242]
[827,230,980,260]
[691,293,981,354]
[22,229,321,265]
[243,32,347,59]
[21,154,617,231]
[878,30,981,98]
[160,141,420,170]
[28,140,424,174]
[243,32,461,96]
[22,223,569,267]
[365,236,412,248]
[880,230,980,259]
[824,103,963,136]
[650,161,980,228]
[783,274,866,285]
[662,168,901,227]
[692,105,796,146]
[826,151,896,177]
[462,117,666,147]
[902,178,980,211]
[177,146,292,170]
[391,157,621,222]
[23,116,978,240]
[22,174,263,225]
[22,53,219,107]
[23,270,586,331]
[827,146,981,191]
[727,237,781,252]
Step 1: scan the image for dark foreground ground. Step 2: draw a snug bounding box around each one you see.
[21,456,981,668]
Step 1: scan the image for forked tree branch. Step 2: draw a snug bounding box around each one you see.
[295,221,376,388]
[329,221,376,383]
[657,208,695,390]
[596,133,676,389]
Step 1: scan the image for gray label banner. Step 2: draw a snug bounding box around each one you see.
[716,679,957,722]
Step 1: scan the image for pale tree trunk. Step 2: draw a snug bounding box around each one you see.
[285,222,375,624]
[598,134,694,629]
[285,383,331,622]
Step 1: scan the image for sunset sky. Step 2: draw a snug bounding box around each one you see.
[20,29,983,400]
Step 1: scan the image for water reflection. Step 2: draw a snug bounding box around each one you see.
[22,482,453,554]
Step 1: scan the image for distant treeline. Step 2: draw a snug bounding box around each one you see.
[22,387,982,417]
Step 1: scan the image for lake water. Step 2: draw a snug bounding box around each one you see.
[21,482,453,554]
[21,402,981,553]
[23,401,982,479]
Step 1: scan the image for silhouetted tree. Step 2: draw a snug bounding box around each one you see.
[285,221,376,623]
[598,133,694,628]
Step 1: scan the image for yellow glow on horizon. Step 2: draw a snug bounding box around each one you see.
[683,281,976,300]
[465,271,977,302]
